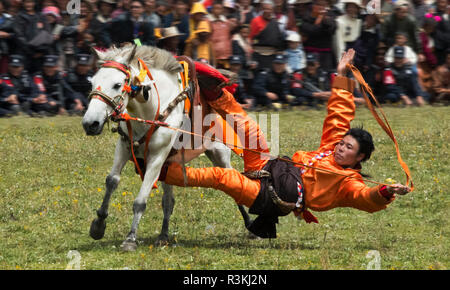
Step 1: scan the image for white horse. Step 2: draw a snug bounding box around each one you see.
[82,44,250,251]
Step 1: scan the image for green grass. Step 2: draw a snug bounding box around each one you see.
[0,106,448,270]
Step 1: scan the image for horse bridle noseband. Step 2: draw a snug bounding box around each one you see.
[87,60,133,121]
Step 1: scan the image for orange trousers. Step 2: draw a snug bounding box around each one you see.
[164,90,269,208]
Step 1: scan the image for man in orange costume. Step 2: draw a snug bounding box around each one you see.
[159,49,411,238]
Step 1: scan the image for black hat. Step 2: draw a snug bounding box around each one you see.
[273,54,287,64]
[229,55,242,65]
[9,55,24,67]
[43,55,59,67]
[76,54,92,65]
[306,53,319,63]
[393,46,405,58]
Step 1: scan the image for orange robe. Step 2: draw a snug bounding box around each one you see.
[164,76,394,215]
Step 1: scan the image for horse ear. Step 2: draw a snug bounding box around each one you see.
[91,47,106,61]
[126,45,138,66]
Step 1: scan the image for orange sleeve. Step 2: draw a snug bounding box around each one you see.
[319,76,356,150]
[336,178,395,213]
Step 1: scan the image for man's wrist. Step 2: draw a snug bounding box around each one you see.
[380,185,394,200]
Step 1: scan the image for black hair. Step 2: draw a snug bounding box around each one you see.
[345,127,375,162]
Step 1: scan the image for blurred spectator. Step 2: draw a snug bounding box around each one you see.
[112,0,131,19]
[0,56,21,116]
[41,6,64,55]
[411,0,433,28]
[290,52,331,107]
[353,14,380,73]
[334,0,362,64]
[0,0,14,74]
[381,1,422,54]
[75,1,96,54]
[144,0,161,28]
[163,0,189,53]
[432,0,450,64]
[284,31,305,73]
[13,0,51,73]
[107,0,155,46]
[273,0,290,33]
[7,0,22,16]
[30,55,62,115]
[186,1,207,47]
[250,0,285,71]
[365,53,392,103]
[420,16,438,68]
[158,26,185,54]
[252,53,290,109]
[299,0,336,72]
[223,0,239,23]
[431,49,450,104]
[208,0,235,69]
[228,54,253,109]
[385,32,418,66]
[1,54,40,115]
[236,0,258,24]
[91,0,117,49]
[231,24,252,67]
[384,46,427,106]
[0,79,19,117]
[64,53,94,114]
[183,20,215,64]
[417,16,439,96]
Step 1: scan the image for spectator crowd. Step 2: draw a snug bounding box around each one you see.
[0,0,449,117]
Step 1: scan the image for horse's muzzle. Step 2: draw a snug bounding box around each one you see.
[82,119,104,136]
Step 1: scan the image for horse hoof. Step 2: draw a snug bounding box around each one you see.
[154,234,169,247]
[90,218,106,240]
[121,240,137,252]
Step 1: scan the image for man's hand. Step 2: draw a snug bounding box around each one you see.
[266,92,279,101]
[5,94,19,104]
[337,49,355,76]
[386,184,411,196]
[33,94,48,104]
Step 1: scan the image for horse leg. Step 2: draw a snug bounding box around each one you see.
[90,138,129,240]
[204,143,253,229]
[121,155,166,252]
[155,182,175,246]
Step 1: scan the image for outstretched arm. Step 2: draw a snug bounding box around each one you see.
[319,49,357,150]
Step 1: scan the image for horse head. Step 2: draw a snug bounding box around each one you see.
[82,45,138,135]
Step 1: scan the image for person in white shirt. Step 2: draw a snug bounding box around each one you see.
[385,32,418,66]
[334,0,362,64]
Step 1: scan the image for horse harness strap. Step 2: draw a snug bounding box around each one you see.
[114,58,194,184]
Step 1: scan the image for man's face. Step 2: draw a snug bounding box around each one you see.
[99,2,114,16]
[9,65,23,77]
[306,62,319,74]
[334,135,365,168]
[437,0,448,11]
[272,62,286,74]
[395,6,408,19]
[76,64,91,75]
[262,3,273,20]
[345,3,359,17]
[394,57,404,67]
[43,65,58,76]
[130,1,144,18]
[395,34,407,46]
[211,4,223,17]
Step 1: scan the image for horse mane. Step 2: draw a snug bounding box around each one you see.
[99,44,183,74]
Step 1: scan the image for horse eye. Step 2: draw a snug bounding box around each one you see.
[113,83,122,90]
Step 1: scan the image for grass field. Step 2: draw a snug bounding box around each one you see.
[0,105,448,270]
